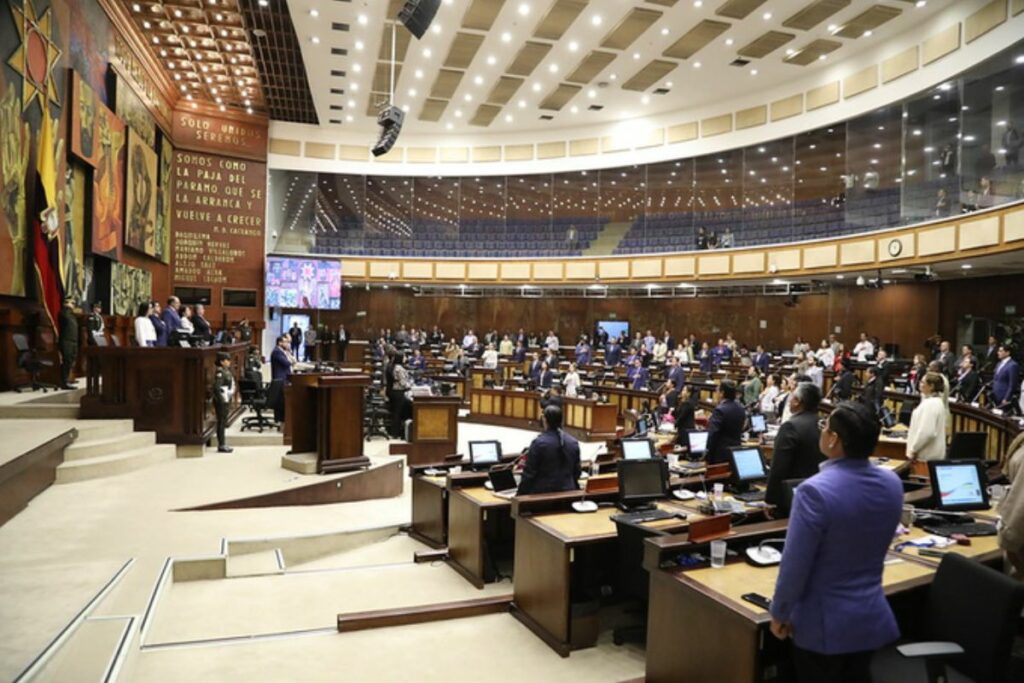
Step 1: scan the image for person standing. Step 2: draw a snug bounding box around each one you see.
[563,362,581,398]
[58,298,79,389]
[162,296,182,338]
[906,372,948,462]
[992,345,1020,409]
[770,401,903,680]
[289,322,302,355]
[212,352,234,453]
[303,325,317,362]
[271,334,295,382]
[517,405,581,496]
[149,302,168,347]
[134,302,156,347]
[193,304,212,341]
[705,380,746,464]
[337,324,349,360]
[764,383,824,511]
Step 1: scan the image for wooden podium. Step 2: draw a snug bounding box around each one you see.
[283,372,323,451]
[407,395,461,467]
[316,375,370,473]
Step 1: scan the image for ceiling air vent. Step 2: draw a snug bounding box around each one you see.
[539,114,555,120]
[588,104,604,111]
[730,58,751,67]
[653,88,670,95]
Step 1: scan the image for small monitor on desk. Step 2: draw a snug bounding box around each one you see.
[468,440,502,468]
[929,460,990,512]
[635,417,649,437]
[618,458,668,510]
[728,447,767,492]
[686,430,708,459]
[621,438,655,461]
[749,414,766,435]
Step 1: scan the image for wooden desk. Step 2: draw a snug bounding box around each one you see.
[645,554,936,683]
[81,343,248,447]
[466,387,619,440]
[448,485,515,588]
[408,396,460,466]
[409,473,449,548]
[891,525,1002,564]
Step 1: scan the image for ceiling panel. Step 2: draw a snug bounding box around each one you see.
[377,25,411,62]
[715,0,769,20]
[600,8,663,50]
[565,50,618,84]
[429,69,464,98]
[461,0,507,31]
[418,98,449,122]
[506,41,554,76]
[662,19,731,60]
[539,83,582,110]
[486,76,526,105]
[833,4,903,39]
[443,32,485,69]
[782,0,852,31]
[238,0,310,122]
[784,38,843,65]
[372,62,403,93]
[738,31,796,59]
[470,103,502,126]
[621,59,678,91]
[533,0,588,41]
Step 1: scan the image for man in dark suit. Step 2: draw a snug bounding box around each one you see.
[596,326,609,348]
[538,361,554,389]
[935,340,957,378]
[517,405,581,496]
[983,335,1000,372]
[628,357,649,390]
[992,345,1020,408]
[149,302,168,347]
[270,335,294,382]
[753,345,771,374]
[706,380,746,465]
[162,296,182,337]
[666,356,686,389]
[58,298,79,389]
[193,303,212,341]
[765,383,824,511]
[663,330,676,352]
[953,356,981,402]
[512,341,527,362]
[605,337,622,367]
[289,322,302,355]
[528,352,543,383]
[859,366,883,414]
[831,360,856,401]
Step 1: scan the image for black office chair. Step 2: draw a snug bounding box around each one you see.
[364,388,390,440]
[240,372,276,433]
[872,553,1024,683]
[12,333,57,393]
[611,517,670,646]
[946,432,988,461]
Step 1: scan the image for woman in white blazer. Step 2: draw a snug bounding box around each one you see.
[906,372,948,461]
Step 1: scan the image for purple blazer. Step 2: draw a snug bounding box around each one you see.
[771,457,903,655]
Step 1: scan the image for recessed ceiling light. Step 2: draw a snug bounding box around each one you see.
[309,9,318,17]
[486,55,496,65]
[725,38,733,46]
[568,40,579,52]
[863,30,872,37]
[660,27,669,36]
[501,31,512,43]
[473,75,483,85]
[422,48,432,58]
[517,3,530,16]
[915,0,926,7]
[414,68,423,79]
[346,115,353,122]
[570,105,578,114]
[548,63,558,73]
[352,63,361,72]
[311,36,319,44]
[750,69,758,76]
[446,122,454,130]
[961,264,972,270]
[609,73,617,80]
[641,95,650,104]
[504,114,513,123]
[632,52,640,60]
[408,88,417,97]
[348,99,355,107]
[431,23,441,34]
[463,93,472,102]
[355,40,364,50]
[786,48,796,55]
[351,83,359,91]
[762,12,771,20]
[827,24,838,32]
[818,54,827,61]
[531,82,541,92]
[591,14,602,26]
[454,110,463,118]
[357,14,367,25]
[692,61,701,68]
[693,0,702,6]
[587,89,596,98]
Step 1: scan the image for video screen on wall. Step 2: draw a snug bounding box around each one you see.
[265,256,342,310]
[597,320,630,341]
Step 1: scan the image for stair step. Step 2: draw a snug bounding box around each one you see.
[226,549,284,577]
[0,404,80,419]
[55,445,176,484]
[73,419,136,441]
[33,618,134,683]
[65,431,156,461]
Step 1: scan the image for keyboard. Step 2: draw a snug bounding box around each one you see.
[922,522,998,537]
[613,509,677,524]
[734,490,766,503]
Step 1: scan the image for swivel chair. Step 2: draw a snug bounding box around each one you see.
[240,371,277,433]
[12,333,57,393]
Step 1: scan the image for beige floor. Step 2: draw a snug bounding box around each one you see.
[0,408,641,682]
[0,418,78,467]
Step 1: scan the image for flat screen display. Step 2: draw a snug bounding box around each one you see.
[619,459,667,502]
[622,438,655,460]
[933,462,986,509]
[732,448,766,482]
[750,414,766,433]
[469,441,501,465]
[266,256,342,309]
[687,430,709,454]
[597,320,630,342]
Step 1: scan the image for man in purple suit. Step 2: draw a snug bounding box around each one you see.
[161,296,182,337]
[770,401,903,681]
[992,345,1020,409]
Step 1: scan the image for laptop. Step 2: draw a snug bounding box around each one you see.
[686,430,709,459]
[468,440,502,469]
[488,468,518,499]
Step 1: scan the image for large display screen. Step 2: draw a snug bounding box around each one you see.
[596,320,630,342]
[265,257,342,309]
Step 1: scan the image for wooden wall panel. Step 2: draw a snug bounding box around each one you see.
[770,95,803,121]
[468,262,499,280]
[1006,207,1024,242]
[922,24,961,65]
[964,0,1007,43]
[772,249,801,271]
[959,216,1000,250]
[667,122,699,144]
[806,82,840,111]
[918,226,956,256]
[843,66,878,99]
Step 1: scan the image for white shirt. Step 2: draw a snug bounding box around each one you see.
[815,347,834,367]
[545,335,559,351]
[853,340,875,361]
[462,334,477,348]
[759,385,780,414]
[180,317,195,334]
[563,371,580,398]
[806,365,824,389]
[674,347,691,364]
[652,342,668,362]
[906,395,947,461]
[134,316,156,346]
[482,349,498,369]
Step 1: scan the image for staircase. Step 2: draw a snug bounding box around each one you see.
[56,420,176,484]
[582,221,633,256]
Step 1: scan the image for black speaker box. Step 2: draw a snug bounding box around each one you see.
[397,0,440,39]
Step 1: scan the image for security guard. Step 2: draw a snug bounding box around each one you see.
[517,405,581,495]
[213,352,235,453]
[58,297,79,389]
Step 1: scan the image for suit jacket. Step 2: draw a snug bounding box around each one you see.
[705,399,746,464]
[993,358,1020,405]
[529,360,543,381]
[936,351,957,377]
[631,367,649,390]
[270,347,292,382]
[538,370,553,388]
[753,352,771,374]
[193,315,212,339]
[859,378,883,412]
[161,307,182,334]
[833,371,856,400]
[150,314,168,347]
[764,411,823,509]
[672,401,696,437]
[517,429,581,496]
[954,370,981,401]
[575,345,592,366]
[512,347,526,362]
[667,365,686,389]
[771,458,903,655]
[605,344,622,366]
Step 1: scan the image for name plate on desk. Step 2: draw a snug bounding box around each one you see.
[688,514,732,543]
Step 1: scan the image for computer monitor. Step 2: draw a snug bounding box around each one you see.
[728,447,767,493]
[686,430,709,459]
[617,458,668,510]
[749,414,767,434]
[468,441,502,468]
[929,460,990,512]
[879,407,897,429]
[635,417,649,437]
[621,438,655,461]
